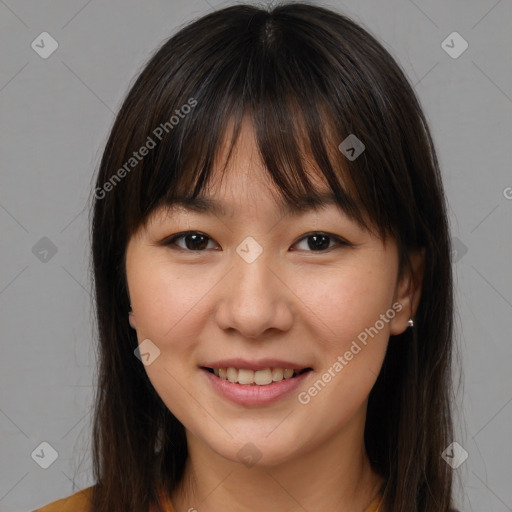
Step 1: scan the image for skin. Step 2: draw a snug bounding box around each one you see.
[125,119,424,512]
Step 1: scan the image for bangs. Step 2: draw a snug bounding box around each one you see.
[145,101,371,235]
[114,4,420,246]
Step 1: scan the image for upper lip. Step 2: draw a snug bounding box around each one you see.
[200,358,312,371]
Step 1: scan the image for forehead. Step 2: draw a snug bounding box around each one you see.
[167,118,351,218]
[142,112,374,236]
[164,190,348,219]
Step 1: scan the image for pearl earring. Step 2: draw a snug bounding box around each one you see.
[407,318,414,328]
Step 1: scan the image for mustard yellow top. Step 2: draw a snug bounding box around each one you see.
[32,485,384,512]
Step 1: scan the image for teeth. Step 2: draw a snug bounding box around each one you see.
[283,368,294,379]
[227,367,238,383]
[212,367,303,385]
[272,368,284,381]
[238,369,254,384]
[254,368,272,385]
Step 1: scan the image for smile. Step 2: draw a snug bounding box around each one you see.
[204,367,311,385]
[201,365,313,406]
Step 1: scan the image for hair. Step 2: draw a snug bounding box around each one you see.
[89,2,456,511]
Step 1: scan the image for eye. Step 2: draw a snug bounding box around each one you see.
[162,231,352,253]
[292,232,354,252]
[163,231,220,251]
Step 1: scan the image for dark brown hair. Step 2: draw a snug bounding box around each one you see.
[89,2,456,511]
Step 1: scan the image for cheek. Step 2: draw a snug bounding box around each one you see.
[293,260,397,353]
[293,265,396,427]
[126,256,210,417]
[127,255,212,342]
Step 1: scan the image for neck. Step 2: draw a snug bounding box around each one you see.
[170,408,384,512]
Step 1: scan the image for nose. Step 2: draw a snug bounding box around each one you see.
[214,249,294,340]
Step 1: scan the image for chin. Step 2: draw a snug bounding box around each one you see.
[202,431,304,468]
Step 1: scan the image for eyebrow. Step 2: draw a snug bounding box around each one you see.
[167,192,349,217]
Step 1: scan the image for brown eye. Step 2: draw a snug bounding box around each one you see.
[164,231,218,251]
[292,232,353,252]
[162,231,352,253]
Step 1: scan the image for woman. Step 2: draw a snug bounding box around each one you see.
[34,2,459,511]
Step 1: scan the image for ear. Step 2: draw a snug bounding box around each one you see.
[389,248,425,335]
[129,306,137,330]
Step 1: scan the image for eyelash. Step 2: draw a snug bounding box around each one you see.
[162,231,353,253]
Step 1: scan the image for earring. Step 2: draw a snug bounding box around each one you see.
[407,318,414,328]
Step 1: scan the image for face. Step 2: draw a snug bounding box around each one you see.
[125,120,421,467]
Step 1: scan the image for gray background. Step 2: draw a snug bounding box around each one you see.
[1,0,511,511]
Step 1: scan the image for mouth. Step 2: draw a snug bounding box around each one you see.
[201,366,313,386]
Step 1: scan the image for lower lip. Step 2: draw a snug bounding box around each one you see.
[202,368,312,406]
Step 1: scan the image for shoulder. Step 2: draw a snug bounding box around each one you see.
[32,486,93,512]
[32,485,176,512]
